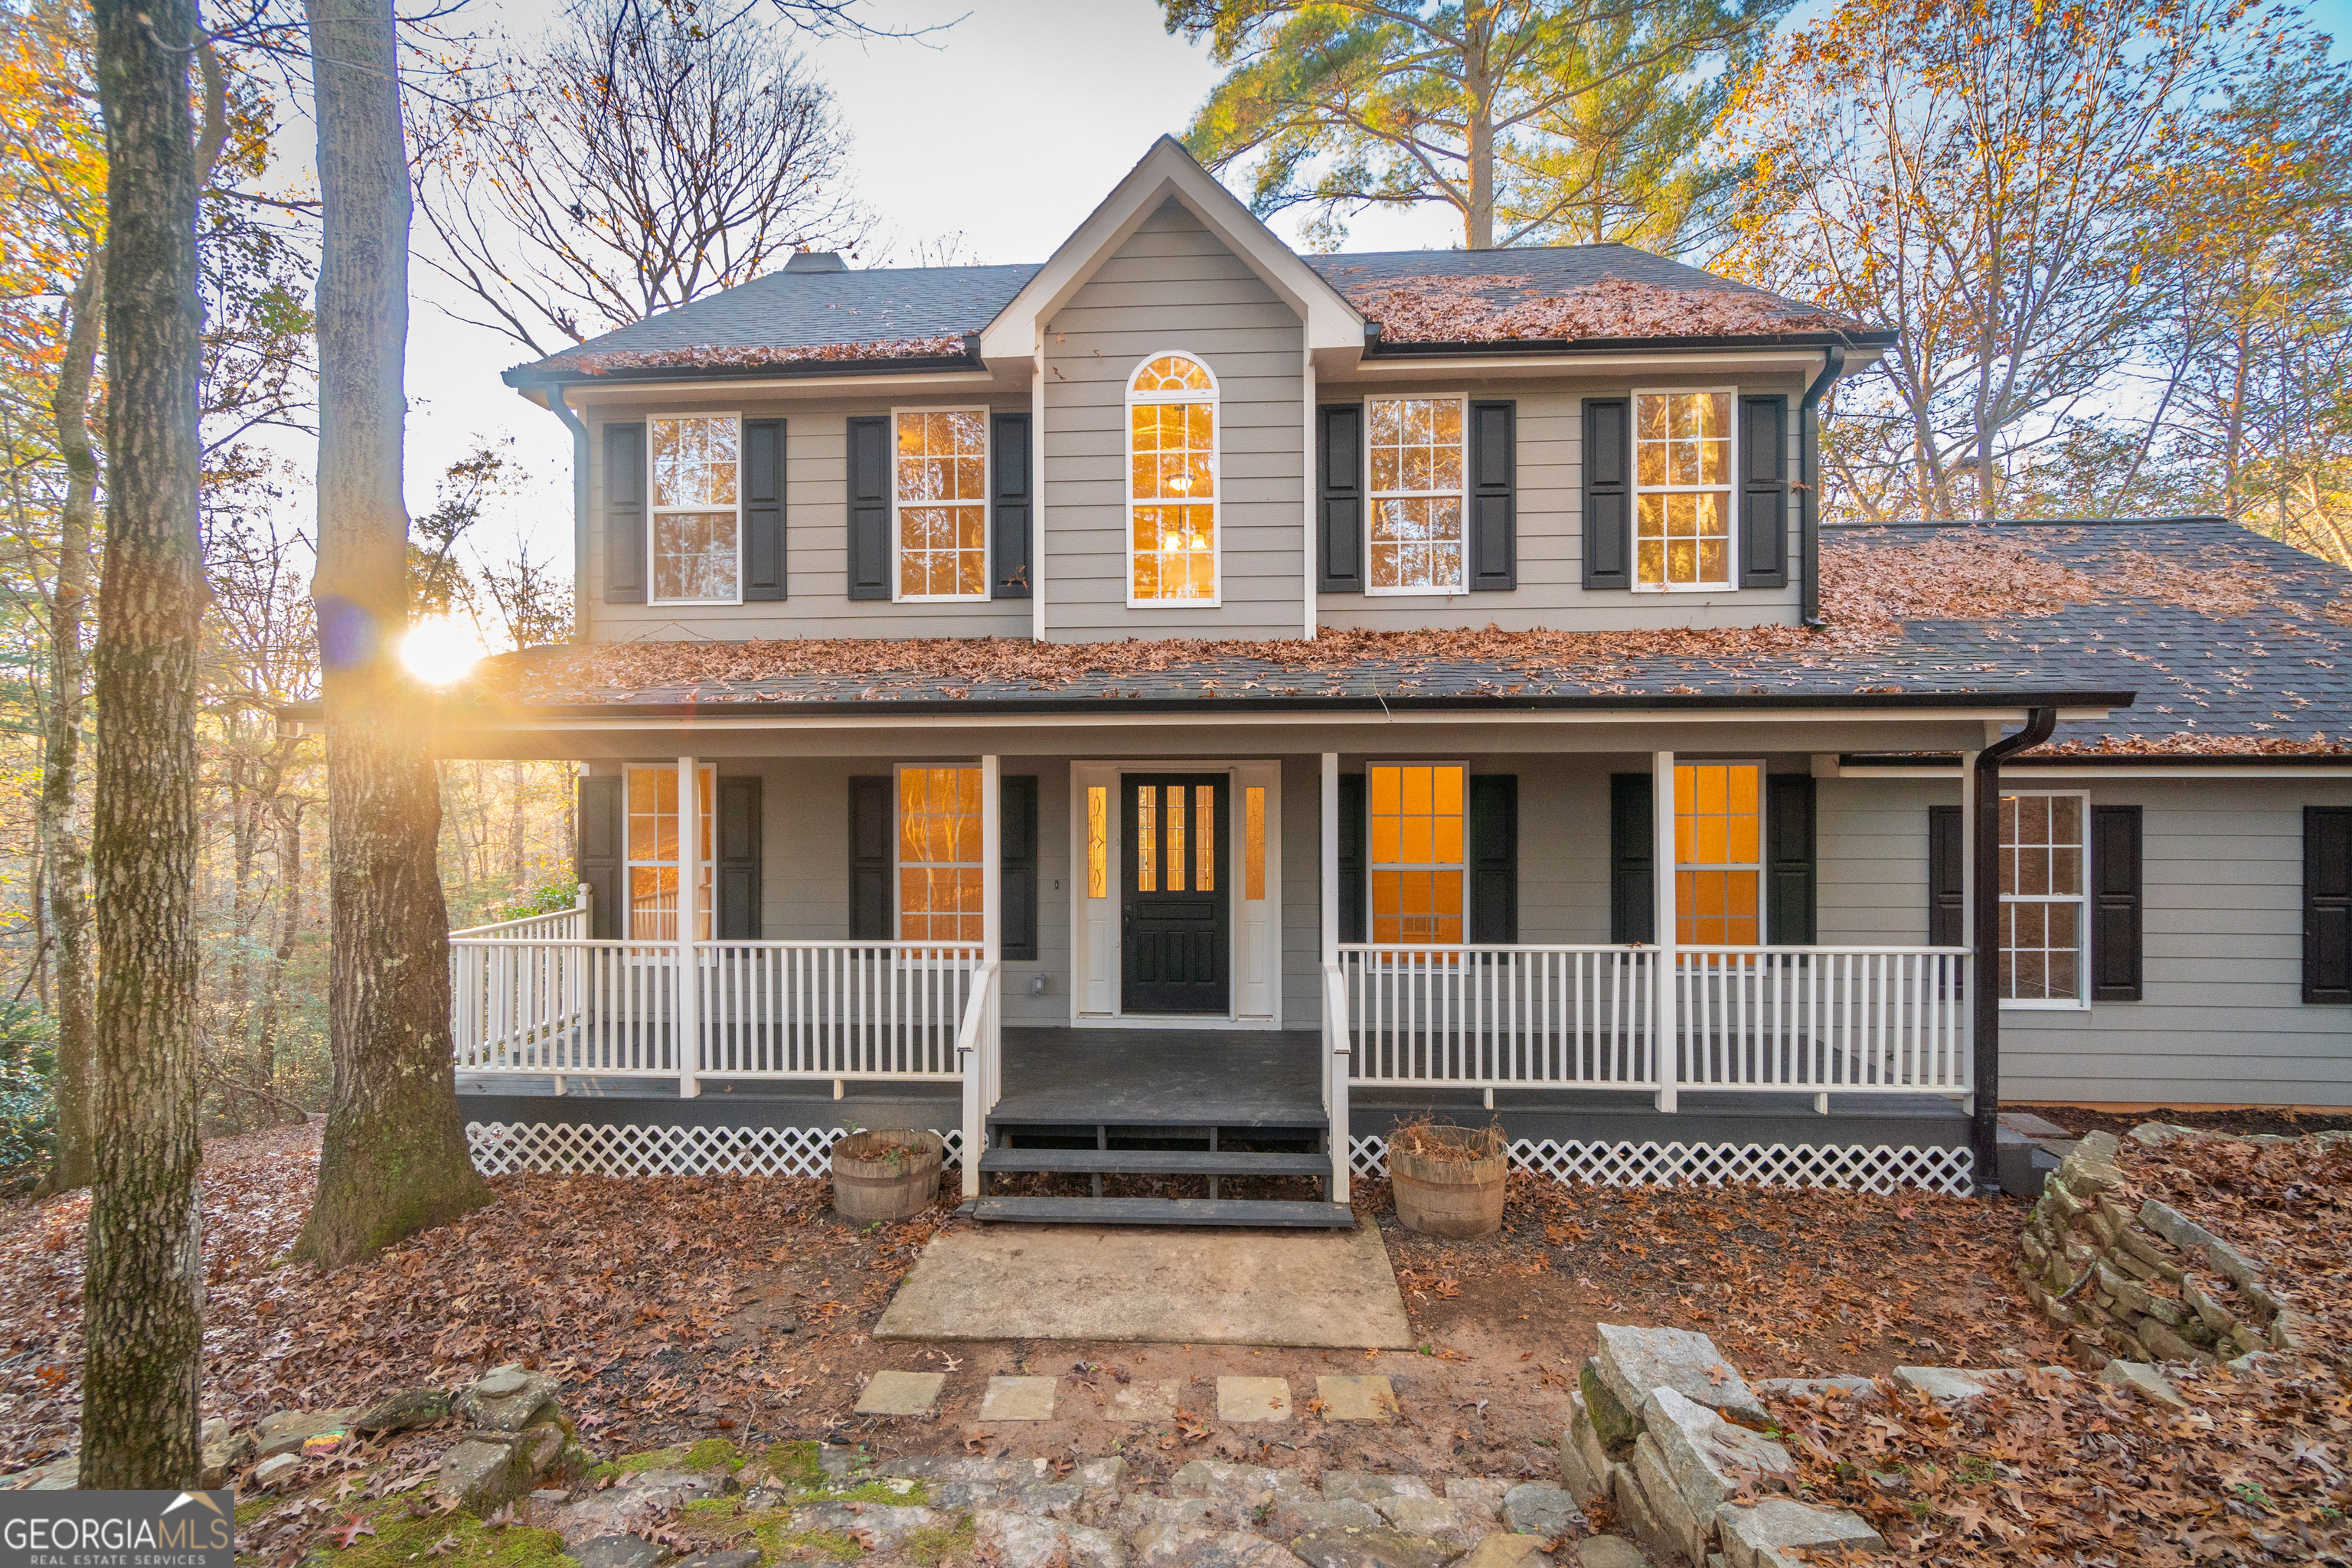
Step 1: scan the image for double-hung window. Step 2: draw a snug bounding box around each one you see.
[1368,763,1466,945]
[1367,397,1467,593]
[625,764,714,940]
[893,409,988,600]
[1128,354,1218,604]
[1634,391,1734,590]
[897,765,983,942]
[651,415,742,603]
[2000,792,2088,1005]
[1674,761,1762,946]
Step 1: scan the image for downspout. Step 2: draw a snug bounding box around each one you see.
[1970,704,2058,1195]
[547,380,590,643]
[1798,345,1847,628]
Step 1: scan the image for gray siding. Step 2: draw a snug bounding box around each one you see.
[1314,374,1808,632]
[1043,200,1307,641]
[581,402,1032,644]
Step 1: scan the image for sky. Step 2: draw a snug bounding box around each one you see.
[394,0,1465,590]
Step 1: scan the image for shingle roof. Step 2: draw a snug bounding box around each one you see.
[458,520,2352,756]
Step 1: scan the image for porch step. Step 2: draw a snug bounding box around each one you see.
[978,1148,1331,1178]
[958,1196,1357,1229]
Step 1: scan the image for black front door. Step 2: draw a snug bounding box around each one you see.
[1122,774,1230,1014]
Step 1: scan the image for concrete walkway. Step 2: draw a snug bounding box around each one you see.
[873,1223,1415,1348]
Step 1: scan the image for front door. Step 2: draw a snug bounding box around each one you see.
[1122,774,1230,1014]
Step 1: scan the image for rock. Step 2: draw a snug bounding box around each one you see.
[1371,1496,1475,1550]
[1501,1483,1579,1540]
[883,1455,1055,1485]
[251,1452,302,1491]
[1573,1542,1647,1568]
[253,1406,361,1460]
[1442,1479,1513,1523]
[1559,1396,1614,1508]
[2226,1351,2281,1377]
[573,1536,666,1568]
[355,1387,451,1436]
[1628,1435,1710,1566]
[1593,1326,1767,1430]
[1576,1363,1640,1456]
[672,1553,760,1568]
[1713,1501,1883,1568]
[1135,1525,1308,1568]
[1267,1500,1385,1540]
[2136,1202,2262,1291]
[1287,1525,1453,1568]
[2128,1122,2204,1148]
[437,1436,537,1512]
[2139,1321,2200,1362]
[200,1421,254,1489]
[1321,1473,1436,1504]
[1454,1534,1550,1568]
[1749,1377,1877,1404]
[1639,1389,1795,1529]
[2099,1361,2188,1410]
[453,1364,560,1432]
[978,1511,1129,1568]
[1118,1495,1236,1539]
[1608,1461,1677,1568]
[547,1473,724,1547]
[531,1489,572,1504]
[1079,1459,1132,1494]
[1890,1367,2003,1403]
[790,1504,956,1551]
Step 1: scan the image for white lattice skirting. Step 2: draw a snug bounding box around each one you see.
[465,1120,1968,1194]
[466,1121,966,1179]
[1351,1135,1973,1196]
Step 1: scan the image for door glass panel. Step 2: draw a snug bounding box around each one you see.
[1196,786,1216,892]
[1087,786,1109,899]
[1137,786,1157,892]
[1244,786,1265,900]
[1166,786,1186,892]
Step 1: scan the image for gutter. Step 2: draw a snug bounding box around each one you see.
[1798,345,1847,627]
[547,382,589,639]
[1359,328,1896,360]
[502,335,987,390]
[1971,705,2059,1196]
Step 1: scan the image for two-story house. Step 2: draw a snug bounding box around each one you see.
[435,138,2352,1223]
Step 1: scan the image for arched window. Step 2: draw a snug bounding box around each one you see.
[1126,353,1218,603]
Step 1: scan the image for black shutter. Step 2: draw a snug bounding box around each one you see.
[717,776,762,939]
[1468,774,1518,942]
[1001,775,1038,961]
[2090,805,2142,1001]
[577,774,623,939]
[743,418,786,601]
[603,422,646,603]
[1338,773,1367,945]
[1765,774,1816,945]
[991,411,1032,598]
[1609,772,1655,943]
[846,415,891,601]
[2308,806,2352,1003]
[1738,394,1789,590]
[848,775,892,939]
[1583,398,1631,590]
[1468,400,1517,591]
[1318,403,1364,593]
[1928,804,1965,947]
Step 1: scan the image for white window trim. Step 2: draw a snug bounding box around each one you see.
[1998,788,2092,1011]
[623,762,716,943]
[888,404,992,605]
[1124,349,1223,610]
[893,763,985,946]
[1631,387,1738,595]
[647,413,746,607]
[1672,757,1767,946]
[1367,759,1472,947]
[1361,394,1470,598]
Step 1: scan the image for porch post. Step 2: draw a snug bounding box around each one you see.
[1652,750,1678,1112]
[1320,753,1339,963]
[967,755,1001,1198]
[676,754,701,1099]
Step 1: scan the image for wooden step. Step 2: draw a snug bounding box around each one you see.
[978,1148,1331,1177]
[957,1196,1357,1229]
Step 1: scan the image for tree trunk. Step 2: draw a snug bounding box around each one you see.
[508,760,527,883]
[38,260,101,1196]
[80,0,205,1490]
[293,0,489,1269]
[255,798,302,1103]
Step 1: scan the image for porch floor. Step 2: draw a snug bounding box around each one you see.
[992,1027,1323,1127]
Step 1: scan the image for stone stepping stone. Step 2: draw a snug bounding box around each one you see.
[1101,1377,1183,1422]
[855,1369,947,1416]
[1316,1375,1397,1422]
[1215,1377,1292,1423]
[980,1375,1060,1422]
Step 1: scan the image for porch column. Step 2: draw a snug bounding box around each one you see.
[676,754,701,1099]
[1319,753,1339,963]
[1652,750,1678,1112]
[965,756,1001,1198]
[981,756,1002,962]
[1958,750,1980,960]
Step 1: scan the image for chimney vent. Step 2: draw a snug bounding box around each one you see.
[785,251,848,273]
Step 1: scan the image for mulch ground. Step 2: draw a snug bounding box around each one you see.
[2025,1103,2352,1139]
[2,1120,2346,1563]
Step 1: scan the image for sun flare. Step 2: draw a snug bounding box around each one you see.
[400,615,489,687]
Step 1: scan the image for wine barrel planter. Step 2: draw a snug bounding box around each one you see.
[1390,1124,1508,1239]
[831,1129,945,1223]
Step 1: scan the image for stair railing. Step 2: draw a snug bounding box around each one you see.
[1321,960,1351,1204]
[956,959,1002,1200]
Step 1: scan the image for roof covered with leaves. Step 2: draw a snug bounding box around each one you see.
[457,521,2352,756]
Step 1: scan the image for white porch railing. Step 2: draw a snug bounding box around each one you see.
[1334,942,1971,1107]
[450,885,592,942]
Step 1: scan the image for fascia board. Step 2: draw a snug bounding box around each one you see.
[548,370,1007,404]
[1323,348,1837,381]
